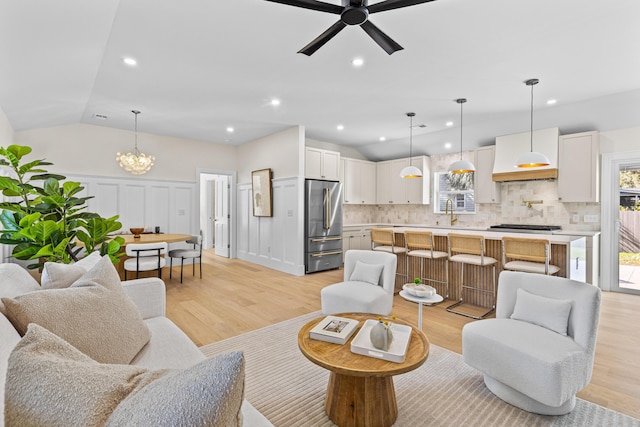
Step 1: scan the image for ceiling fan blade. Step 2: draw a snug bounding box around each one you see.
[298,21,347,56]
[360,20,403,55]
[368,0,436,14]
[263,0,343,14]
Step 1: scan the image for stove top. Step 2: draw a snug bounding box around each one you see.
[489,224,562,232]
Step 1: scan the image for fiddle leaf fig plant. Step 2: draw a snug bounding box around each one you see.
[0,144,124,269]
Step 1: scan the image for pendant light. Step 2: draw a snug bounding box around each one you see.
[516,78,550,168]
[400,112,422,179]
[116,110,155,175]
[448,98,476,174]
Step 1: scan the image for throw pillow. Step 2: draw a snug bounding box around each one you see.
[0,263,41,316]
[40,251,102,289]
[5,324,244,427]
[2,255,150,364]
[350,260,384,286]
[510,288,572,336]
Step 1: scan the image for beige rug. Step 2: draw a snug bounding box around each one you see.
[201,311,639,427]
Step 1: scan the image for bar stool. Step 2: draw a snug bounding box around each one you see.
[404,230,449,299]
[370,228,408,286]
[502,236,560,275]
[446,233,497,319]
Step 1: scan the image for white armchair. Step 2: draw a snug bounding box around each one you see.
[321,250,397,316]
[462,271,601,415]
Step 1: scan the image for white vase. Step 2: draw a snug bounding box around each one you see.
[370,321,393,351]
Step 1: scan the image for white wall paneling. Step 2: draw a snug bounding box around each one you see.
[236,177,305,276]
[66,174,197,252]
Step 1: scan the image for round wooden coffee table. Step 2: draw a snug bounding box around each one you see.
[298,313,429,427]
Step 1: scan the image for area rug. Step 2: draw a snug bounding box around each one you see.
[201,311,639,427]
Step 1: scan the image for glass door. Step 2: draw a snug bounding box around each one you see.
[616,164,640,293]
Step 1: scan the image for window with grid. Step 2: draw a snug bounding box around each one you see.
[433,171,476,214]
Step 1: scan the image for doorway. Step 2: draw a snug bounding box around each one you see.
[199,171,233,258]
[602,152,640,295]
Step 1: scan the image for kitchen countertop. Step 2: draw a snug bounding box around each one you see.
[343,223,600,239]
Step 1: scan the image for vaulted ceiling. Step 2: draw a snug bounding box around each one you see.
[1,0,639,160]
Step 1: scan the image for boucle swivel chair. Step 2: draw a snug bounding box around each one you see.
[462,271,601,415]
[321,250,397,316]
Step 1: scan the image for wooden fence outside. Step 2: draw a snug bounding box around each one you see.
[620,211,640,253]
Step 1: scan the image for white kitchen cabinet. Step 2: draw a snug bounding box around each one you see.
[305,147,340,180]
[376,156,430,204]
[558,131,600,203]
[342,225,374,262]
[342,158,376,204]
[474,146,501,203]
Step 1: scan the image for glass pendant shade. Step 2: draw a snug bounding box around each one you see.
[448,98,475,174]
[516,79,550,168]
[400,112,422,178]
[116,110,155,175]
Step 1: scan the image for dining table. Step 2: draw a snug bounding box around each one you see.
[115,233,192,280]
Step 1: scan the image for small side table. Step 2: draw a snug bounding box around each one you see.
[399,290,443,329]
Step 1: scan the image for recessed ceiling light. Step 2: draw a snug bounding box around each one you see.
[337,125,344,131]
[379,136,386,142]
[446,121,454,127]
[226,127,234,133]
[270,98,281,106]
[351,57,364,67]
[547,99,557,105]
[123,57,137,66]
[445,142,452,149]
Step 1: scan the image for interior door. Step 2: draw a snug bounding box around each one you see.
[214,176,230,257]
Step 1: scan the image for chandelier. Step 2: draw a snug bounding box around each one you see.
[116,110,155,175]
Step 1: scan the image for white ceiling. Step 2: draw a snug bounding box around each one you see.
[1,0,639,160]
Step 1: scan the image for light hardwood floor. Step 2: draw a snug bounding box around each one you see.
[165,250,640,420]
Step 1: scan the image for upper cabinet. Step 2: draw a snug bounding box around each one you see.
[341,158,376,204]
[558,131,600,203]
[475,146,501,204]
[376,156,430,204]
[305,147,340,181]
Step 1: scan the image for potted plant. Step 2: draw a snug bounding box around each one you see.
[0,145,124,269]
[405,278,436,298]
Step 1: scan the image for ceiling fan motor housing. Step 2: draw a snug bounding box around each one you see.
[341,6,369,25]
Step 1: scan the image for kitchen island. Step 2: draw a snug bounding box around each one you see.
[344,224,598,310]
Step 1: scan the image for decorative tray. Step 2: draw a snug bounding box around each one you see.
[350,319,412,363]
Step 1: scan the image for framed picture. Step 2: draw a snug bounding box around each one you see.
[252,168,273,217]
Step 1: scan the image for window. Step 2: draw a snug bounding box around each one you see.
[434,171,476,214]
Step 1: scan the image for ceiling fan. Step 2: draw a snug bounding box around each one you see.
[265,0,436,56]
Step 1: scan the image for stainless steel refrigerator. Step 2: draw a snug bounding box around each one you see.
[305,179,343,273]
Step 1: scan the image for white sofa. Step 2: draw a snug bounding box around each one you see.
[0,263,273,426]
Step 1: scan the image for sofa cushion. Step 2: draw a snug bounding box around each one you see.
[510,288,572,336]
[1,255,150,364]
[349,260,384,286]
[40,251,102,289]
[5,324,244,427]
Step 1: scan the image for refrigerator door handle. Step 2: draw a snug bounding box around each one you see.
[324,188,331,229]
[311,237,341,242]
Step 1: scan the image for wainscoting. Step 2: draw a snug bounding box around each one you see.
[67,174,198,251]
[236,176,305,276]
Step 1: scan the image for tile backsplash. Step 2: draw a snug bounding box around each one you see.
[344,179,601,232]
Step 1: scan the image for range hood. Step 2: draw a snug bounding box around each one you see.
[492,127,559,182]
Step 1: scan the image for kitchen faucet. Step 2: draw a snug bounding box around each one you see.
[445,198,458,226]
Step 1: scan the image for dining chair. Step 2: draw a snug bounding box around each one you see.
[123,242,168,280]
[404,230,449,299]
[502,236,560,275]
[168,232,203,283]
[370,228,408,287]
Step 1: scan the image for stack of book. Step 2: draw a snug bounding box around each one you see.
[309,315,360,345]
